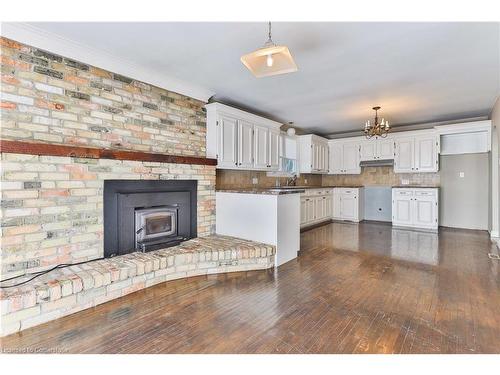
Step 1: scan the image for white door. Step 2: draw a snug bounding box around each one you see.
[323,144,329,173]
[253,125,269,169]
[413,194,437,228]
[237,120,254,168]
[217,115,238,168]
[332,191,342,219]
[317,143,325,172]
[415,136,438,172]
[312,142,320,171]
[300,198,308,225]
[392,190,413,226]
[329,143,343,174]
[340,191,357,221]
[315,197,324,221]
[268,129,280,170]
[306,198,315,222]
[343,143,360,174]
[377,138,395,159]
[325,196,333,217]
[394,137,414,173]
[360,141,376,161]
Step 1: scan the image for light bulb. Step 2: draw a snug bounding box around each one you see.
[266,54,274,67]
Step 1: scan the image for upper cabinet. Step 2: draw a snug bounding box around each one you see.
[297,135,329,174]
[206,103,282,171]
[394,131,439,173]
[328,138,361,175]
[360,136,394,161]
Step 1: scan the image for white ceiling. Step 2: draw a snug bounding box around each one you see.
[8,22,500,134]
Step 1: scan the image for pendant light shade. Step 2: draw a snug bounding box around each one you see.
[241,22,298,78]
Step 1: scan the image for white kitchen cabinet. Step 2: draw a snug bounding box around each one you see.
[237,120,254,168]
[414,135,438,172]
[360,136,394,161]
[332,188,364,222]
[298,135,329,174]
[268,128,280,169]
[378,137,395,159]
[217,114,238,168]
[206,103,282,171]
[392,188,439,230]
[329,142,343,174]
[328,139,361,175]
[300,188,334,227]
[394,131,439,173]
[254,124,269,169]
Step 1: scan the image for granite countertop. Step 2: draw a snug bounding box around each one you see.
[392,185,440,189]
[277,185,364,189]
[216,188,305,195]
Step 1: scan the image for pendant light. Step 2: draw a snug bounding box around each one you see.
[241,22,298,78]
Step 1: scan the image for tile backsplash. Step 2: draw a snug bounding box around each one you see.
[216,166,440,190]
[216,170,322,189]
[321,166,440,187]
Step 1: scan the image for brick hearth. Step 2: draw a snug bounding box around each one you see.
[0,235,275,336]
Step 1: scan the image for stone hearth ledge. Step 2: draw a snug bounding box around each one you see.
[0,235,275,337]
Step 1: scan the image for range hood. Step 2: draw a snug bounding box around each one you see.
[359,159,394,167]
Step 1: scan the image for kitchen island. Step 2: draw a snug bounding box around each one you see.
[216,188,303,266]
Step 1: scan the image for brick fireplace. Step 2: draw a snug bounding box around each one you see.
[0,36,216,280]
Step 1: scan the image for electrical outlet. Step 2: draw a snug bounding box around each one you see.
[459,172,465,178]
[401,179,410,185]
[304,178,308,185]
[252,177,258,185]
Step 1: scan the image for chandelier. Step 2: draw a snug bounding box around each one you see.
[364,106,390,139]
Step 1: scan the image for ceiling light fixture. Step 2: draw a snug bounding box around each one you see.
[364,106,390,139]
[241,22,298,78]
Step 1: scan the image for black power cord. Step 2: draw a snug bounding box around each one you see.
[0,257,104,289]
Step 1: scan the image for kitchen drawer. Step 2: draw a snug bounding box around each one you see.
[393,189,414,197]
[414,189,438,197]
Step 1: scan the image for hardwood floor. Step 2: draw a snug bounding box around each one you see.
[2,221,500,353]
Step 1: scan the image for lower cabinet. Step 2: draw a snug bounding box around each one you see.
[392,188,439,230]
[300,187,364,228]
[332,188,364,222]
[300,189,333,228]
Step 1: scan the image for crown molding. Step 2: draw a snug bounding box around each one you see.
[1,22,215,102]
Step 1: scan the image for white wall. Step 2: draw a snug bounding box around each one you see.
[490,97,500,237]
[440,153,490,230]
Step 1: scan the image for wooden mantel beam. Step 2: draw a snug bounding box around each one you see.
[0,140,217,166]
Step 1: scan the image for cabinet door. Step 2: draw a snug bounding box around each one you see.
[268,129,280,170]
[394,137,414,173]
[253,125,269,169]
[413,194,437,229]
[217,115,238,168]
[392,190,413,226]
[325,196,333,217]
[323,144,329,173]
[237,120,254,168]
[312,142,320,171]
[343,143,360,174]
[340,191,357,220]
[300,198,308,225]
[306,198,316,222]
[332,191,342,219]
[314,197,324,221]
[415,136,438,172]
[329,143,343,174]
[360,141,376,161]
[377,138,395,159]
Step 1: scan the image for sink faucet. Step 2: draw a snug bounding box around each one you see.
[286,175,298,186]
